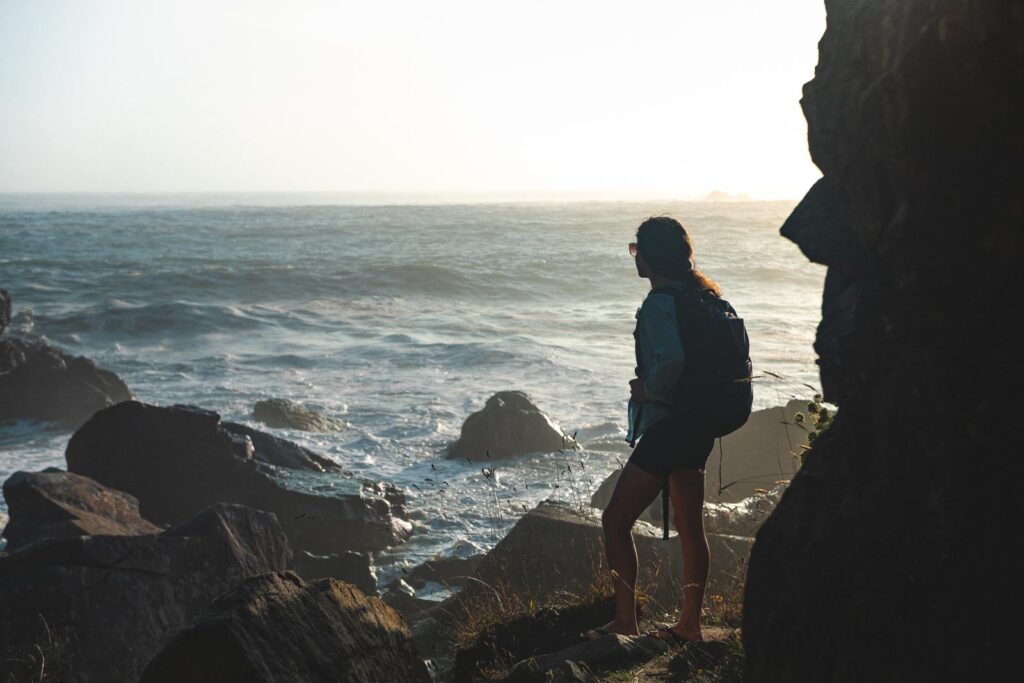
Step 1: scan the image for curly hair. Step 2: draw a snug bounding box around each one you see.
[635,216,722,296]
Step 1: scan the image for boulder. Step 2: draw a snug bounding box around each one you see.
[461,501,749,614]
[0,504,289,683]
[0,335,132,429]
[252,398,348,432]
[743,2,1024,681]
[591,471,784,536]
[447,391,576,460]
[139,571,432,683]
[221,420,344,472]
[66,401,410,554]
[407,552,484,590]
[292,550,377,596]
[0,288,10,335]
[1,468,161,551]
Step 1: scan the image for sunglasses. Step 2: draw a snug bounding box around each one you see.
[628,242,638,257]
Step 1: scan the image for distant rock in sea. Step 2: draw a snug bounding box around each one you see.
[446,390,576,460]
[252,398,348,432]
[702,190,752,202]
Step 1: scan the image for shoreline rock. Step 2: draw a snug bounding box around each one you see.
[0,503,289,683]
[0,289,10,335]
[447,391,576,460]
[253,398,348,432]
[1,468,161,551]
[0,334,133,429]
[140,571,431,683]
[66,401,410,555]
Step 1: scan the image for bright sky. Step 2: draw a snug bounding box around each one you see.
[0,1,825,199]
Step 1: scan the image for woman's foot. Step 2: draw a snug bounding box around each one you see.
[581,620,639,641]
[645,623,702,645]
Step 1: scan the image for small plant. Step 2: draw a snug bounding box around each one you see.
[793,393,835,459]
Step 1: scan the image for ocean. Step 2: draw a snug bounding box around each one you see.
[0,195,824,571]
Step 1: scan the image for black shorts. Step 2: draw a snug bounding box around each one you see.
[627,416,715,479]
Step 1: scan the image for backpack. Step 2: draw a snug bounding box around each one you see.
[637,282,753,539]
[652,282,753,438]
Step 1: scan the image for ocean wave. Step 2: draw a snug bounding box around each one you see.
[36,300,278,339]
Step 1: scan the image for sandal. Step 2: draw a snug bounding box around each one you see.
[645,626,701,646]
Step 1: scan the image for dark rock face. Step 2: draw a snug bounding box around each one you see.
[292,549,377,595]
[447,391,575,460]
[252,398,348,432]
[0,289,10,335]
[0,504,289,683]
[140,571,431,683]
[744,2,1024,681]
[0,335,132,428]
[1,468,161,551]
[66,401,410,554]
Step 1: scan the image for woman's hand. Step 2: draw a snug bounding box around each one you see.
[629,378,648,402]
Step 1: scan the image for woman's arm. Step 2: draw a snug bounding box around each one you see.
[639,292,685,401]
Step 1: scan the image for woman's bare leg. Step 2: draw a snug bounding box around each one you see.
[587,463,663,638]
[662,467,708,641]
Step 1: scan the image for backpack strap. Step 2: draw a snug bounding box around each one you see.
[661,479,670,540]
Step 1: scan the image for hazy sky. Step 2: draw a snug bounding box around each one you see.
[0,1,825,198]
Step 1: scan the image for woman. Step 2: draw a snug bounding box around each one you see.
[584,215,723,644]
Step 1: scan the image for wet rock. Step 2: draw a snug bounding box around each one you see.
[292,549,377,595]
[139,571,431,683]
[66,401,409,554]
[0,335,132,429]
[0,289,10,335]
[0,504,289,683]
[464,501,749,614]
[744,2,1024,681]
[508,634,667,682]
[447,390,576,460]
[1,468,161,551]
[252,398,348,432]
[221,421,344,472]
[407,552,484,590]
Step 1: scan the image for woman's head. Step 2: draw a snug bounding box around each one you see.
[633,216,721,296]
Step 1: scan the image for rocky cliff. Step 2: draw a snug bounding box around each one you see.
[744,2,1024,681]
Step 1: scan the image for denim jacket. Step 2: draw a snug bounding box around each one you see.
[625,288,687,445]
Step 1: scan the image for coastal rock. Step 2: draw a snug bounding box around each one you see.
[0,334,132,429]
[292,549,377,596]
[252,398,348,432]
[447,391,575,460]
[221,420,344,472]
[463,501,749,613]
[592,400,806,509]
[1,468,161,552]
[0,503,289,683]
[743,2,1024,681]
[407,552,484,590]
[139,571,431,683]
[66,401,409,554]
[0,289,10,335]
